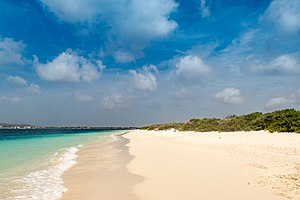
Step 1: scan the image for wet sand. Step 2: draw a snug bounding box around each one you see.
[61,133,143,200]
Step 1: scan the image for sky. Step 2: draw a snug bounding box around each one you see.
[0,0,300,126]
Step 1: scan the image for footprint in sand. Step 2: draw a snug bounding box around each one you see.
[247,163,268,169]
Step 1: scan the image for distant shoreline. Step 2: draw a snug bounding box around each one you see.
[0,125,137,130]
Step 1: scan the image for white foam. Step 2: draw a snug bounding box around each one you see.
[110,134,118,140]
[9,146,79,200]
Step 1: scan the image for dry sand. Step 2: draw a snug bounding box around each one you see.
[62,130,300,200]
[124,130,300,200]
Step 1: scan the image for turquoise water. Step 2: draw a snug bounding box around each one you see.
[0,129,121,200]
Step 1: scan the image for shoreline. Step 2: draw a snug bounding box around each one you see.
[61,130,300,200]
[61,132,143,200]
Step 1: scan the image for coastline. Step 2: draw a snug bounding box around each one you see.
[61,130,300,200]
[61,132,143,200]
[0,129,111,200]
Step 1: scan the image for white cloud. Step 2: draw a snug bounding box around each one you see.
[75,93,93,102]
[222,30,257,55]
[102,94,131,110]
[120,0,178,38]
[113,50,136,64]
[129,65,158,91]
[39,0,177,37]
[200,0,210,18]
[7,75,28,86]
[39,0,178,62]
[35,50,104,82]
[175,55,210,84]
[26,83,41,94]
[81,60,105,82]
[265,97,294,109]
[212,30,263,76]
[39,0,102,23]
[214,87,243,104]
[261,0,300,34]
[6,75,42,94]
[250,54,300,75]
[0,96,20,104]
[0,37,25,67]
[269,55,299,74]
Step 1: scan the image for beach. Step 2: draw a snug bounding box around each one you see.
[62,130,300,200]
[61,133,143,200]
[0,129,116,200]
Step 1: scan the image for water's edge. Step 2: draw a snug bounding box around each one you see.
[61,131,144,200]
[0,130,123,200]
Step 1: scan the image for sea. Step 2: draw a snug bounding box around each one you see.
[0,128,122,200]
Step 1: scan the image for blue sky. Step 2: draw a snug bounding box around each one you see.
[0,0,300,126]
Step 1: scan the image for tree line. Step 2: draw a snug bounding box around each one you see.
[141,109,300,133]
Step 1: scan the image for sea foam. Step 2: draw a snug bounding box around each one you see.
[9,146,79,200]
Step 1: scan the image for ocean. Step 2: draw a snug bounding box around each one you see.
[0,128,122,200]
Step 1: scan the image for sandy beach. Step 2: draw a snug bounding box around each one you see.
[61,133,143,200]
[62,130,300,200]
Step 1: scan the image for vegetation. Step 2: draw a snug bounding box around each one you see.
[141,109,300,133]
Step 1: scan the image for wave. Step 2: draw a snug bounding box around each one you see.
[8,146,80,200]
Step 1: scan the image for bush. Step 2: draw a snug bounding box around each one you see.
[141,109,300,133]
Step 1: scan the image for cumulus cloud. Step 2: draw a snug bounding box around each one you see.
[175,55,210,84]
[7,75,41,94]
[39,0,102,23]
[102,94,131,110]
[39,0,178,62]
[214,87,243,104]
[129,65,158,92]
[113,50,136,64]
[200,0,211,18]
[250,54,300,75]
[7,75,28,85]
[120,0,178,38]
[26,83,41,94]
[0,37,25,67]
[39,0,177,36]
[75,93,93,102]
[34,50,105,82]
[261,0,300,35]
[265,97,294,109]
[0,96,20,104]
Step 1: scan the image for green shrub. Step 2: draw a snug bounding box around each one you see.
[141,109,300,133]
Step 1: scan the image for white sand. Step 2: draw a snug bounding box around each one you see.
[62,134,143,200]
[124,130,300,200]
